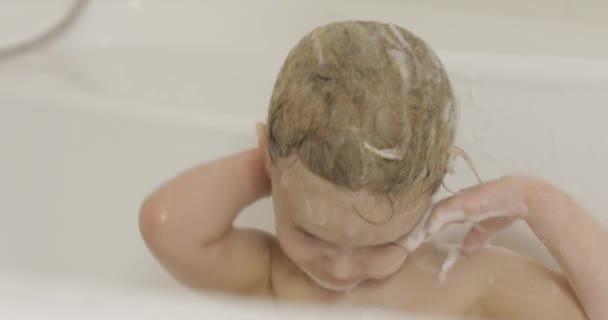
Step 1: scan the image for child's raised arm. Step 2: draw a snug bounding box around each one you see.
[425,176,608,320]
[139,148,273,296]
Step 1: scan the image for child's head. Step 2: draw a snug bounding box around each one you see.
[259,21,456,291]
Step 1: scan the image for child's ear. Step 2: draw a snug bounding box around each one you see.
[256,122,272,176]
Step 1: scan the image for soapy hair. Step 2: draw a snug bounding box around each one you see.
[267,21,457,196]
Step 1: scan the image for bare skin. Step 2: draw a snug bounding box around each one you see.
[139,134,600,319]
[425,177,608,320]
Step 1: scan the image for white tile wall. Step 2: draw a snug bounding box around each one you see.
[0,0,607,58]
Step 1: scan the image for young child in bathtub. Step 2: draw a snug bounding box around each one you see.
[139,21,608,319]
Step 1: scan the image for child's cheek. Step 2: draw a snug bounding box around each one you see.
[278,229,323,265]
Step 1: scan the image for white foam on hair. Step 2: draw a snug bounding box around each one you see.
[312,31,325,65]
[388,49,410,89]
[379,27,397,47]
[388,24,412,51]
[363,141,404,160]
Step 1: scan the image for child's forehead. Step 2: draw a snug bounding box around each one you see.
[276,156,350,193]
[290,197,428,246]
[276,156,424,206]
[277,157,430,245]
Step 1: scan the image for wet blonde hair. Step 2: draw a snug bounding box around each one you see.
[267,21,457,196]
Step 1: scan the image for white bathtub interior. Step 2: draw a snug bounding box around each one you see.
[1,1,608,319]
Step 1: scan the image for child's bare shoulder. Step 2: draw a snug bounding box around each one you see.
[395,243,583,317]
[408,243,567,290]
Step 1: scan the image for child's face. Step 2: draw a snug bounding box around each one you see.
[270,156,431,291]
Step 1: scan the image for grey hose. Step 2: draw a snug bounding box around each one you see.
[0,0,88,60]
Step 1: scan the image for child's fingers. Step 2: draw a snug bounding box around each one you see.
[462,217,513,255]
[426,179,518,235]
[399,224,428,252]
[426,209,468,234]
[426,194,482,234]
[462,226,489,256]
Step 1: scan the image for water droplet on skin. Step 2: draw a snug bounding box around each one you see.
[159,209,169,224]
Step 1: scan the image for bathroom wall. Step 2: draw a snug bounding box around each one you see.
[1,0,608,57]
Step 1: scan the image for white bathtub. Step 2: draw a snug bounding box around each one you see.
[1,1,607,319]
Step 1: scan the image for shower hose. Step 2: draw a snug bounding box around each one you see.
[0,0,88,60]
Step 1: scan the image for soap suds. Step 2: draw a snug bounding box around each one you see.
[388,24,412,51]
[388,49,410,88]
[436,243,461,283]
[427,210,465,234]
[363,141,404,160]
[379,28,394,45]
[312,31,325,65]
[397,207,432,252]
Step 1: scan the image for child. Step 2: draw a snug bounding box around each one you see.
[140,21,605,319]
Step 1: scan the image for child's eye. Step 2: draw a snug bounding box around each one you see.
[294,227,329,245]
[364,242,401,255]
[370,243,395,251]
[297,228,318,240]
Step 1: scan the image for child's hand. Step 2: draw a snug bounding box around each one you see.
[424,176,532,255]
[425,176,608,319]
